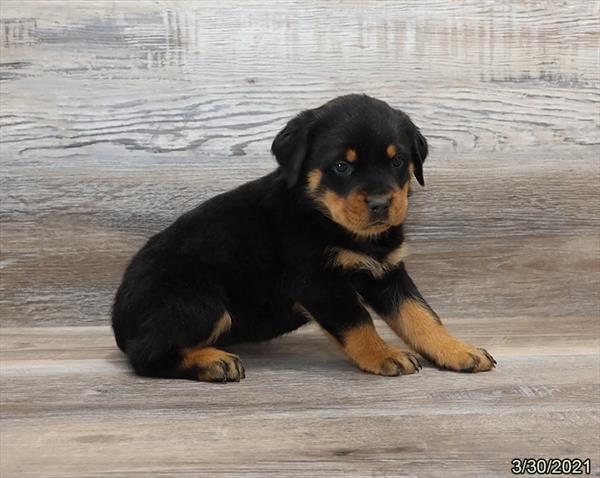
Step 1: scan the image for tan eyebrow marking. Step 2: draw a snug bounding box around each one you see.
[386,144,397,158]
[345,148,357,163]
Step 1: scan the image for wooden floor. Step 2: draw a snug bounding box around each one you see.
[1,1,599,477]
[1,320,599,477]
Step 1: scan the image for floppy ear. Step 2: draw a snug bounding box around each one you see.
[410,125,428,187]
[395,109,428,186]
[271,110,314,187]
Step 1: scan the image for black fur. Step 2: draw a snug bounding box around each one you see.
[112,94,433,380]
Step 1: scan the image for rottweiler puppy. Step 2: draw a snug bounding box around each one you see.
[112,94,496,382]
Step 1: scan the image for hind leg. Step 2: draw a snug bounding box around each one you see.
[127,309,246,383]
[116,274,247,382]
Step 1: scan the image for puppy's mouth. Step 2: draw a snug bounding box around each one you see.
[306,179,410,237]
[361,220,392,234]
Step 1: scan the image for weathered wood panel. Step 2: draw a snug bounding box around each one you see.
[1,1,598,158]
[1,153,598,326]
[1,0,598,327]
[1,324,599,477]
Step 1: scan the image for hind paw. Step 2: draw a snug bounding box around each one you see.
[181,347,245,382]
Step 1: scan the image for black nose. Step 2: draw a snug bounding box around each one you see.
[366,196,391,215]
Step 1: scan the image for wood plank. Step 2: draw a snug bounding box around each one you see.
[1,1,598,157]
[1,152,598,326]
[1,324,599,477]
[1,0,598,328]
[1,0,598,327]
[2,317,599,364]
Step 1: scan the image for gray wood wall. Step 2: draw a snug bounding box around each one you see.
[1,1,598,327]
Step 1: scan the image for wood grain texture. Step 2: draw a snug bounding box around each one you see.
[1,1,598,327]
[1,1,599,477]
[1,1,598,157]
[1,324,599,477]
[1,152,598,326]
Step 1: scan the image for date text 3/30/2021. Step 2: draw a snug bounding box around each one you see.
[511,458,591,475]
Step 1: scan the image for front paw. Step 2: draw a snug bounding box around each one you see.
[434,344,496,373]
[357,348,422,376]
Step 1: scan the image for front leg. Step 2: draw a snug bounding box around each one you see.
[357,265,496,372]
[295,277,421,376]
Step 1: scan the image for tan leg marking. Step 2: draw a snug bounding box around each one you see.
[386,299,496,372]
[338,323,421,376]
[293,303,420,376]
[181,347,245,382]
[205,312,232,345]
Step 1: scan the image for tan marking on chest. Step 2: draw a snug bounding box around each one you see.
[385,243,409,265]
[327,243,409,278]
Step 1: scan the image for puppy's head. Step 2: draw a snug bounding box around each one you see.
[272,94,428,237]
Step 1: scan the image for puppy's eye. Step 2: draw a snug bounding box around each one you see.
[333,161,353,176]
[392,156,405,168]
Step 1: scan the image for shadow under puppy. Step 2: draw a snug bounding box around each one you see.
[112,94,496,382]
